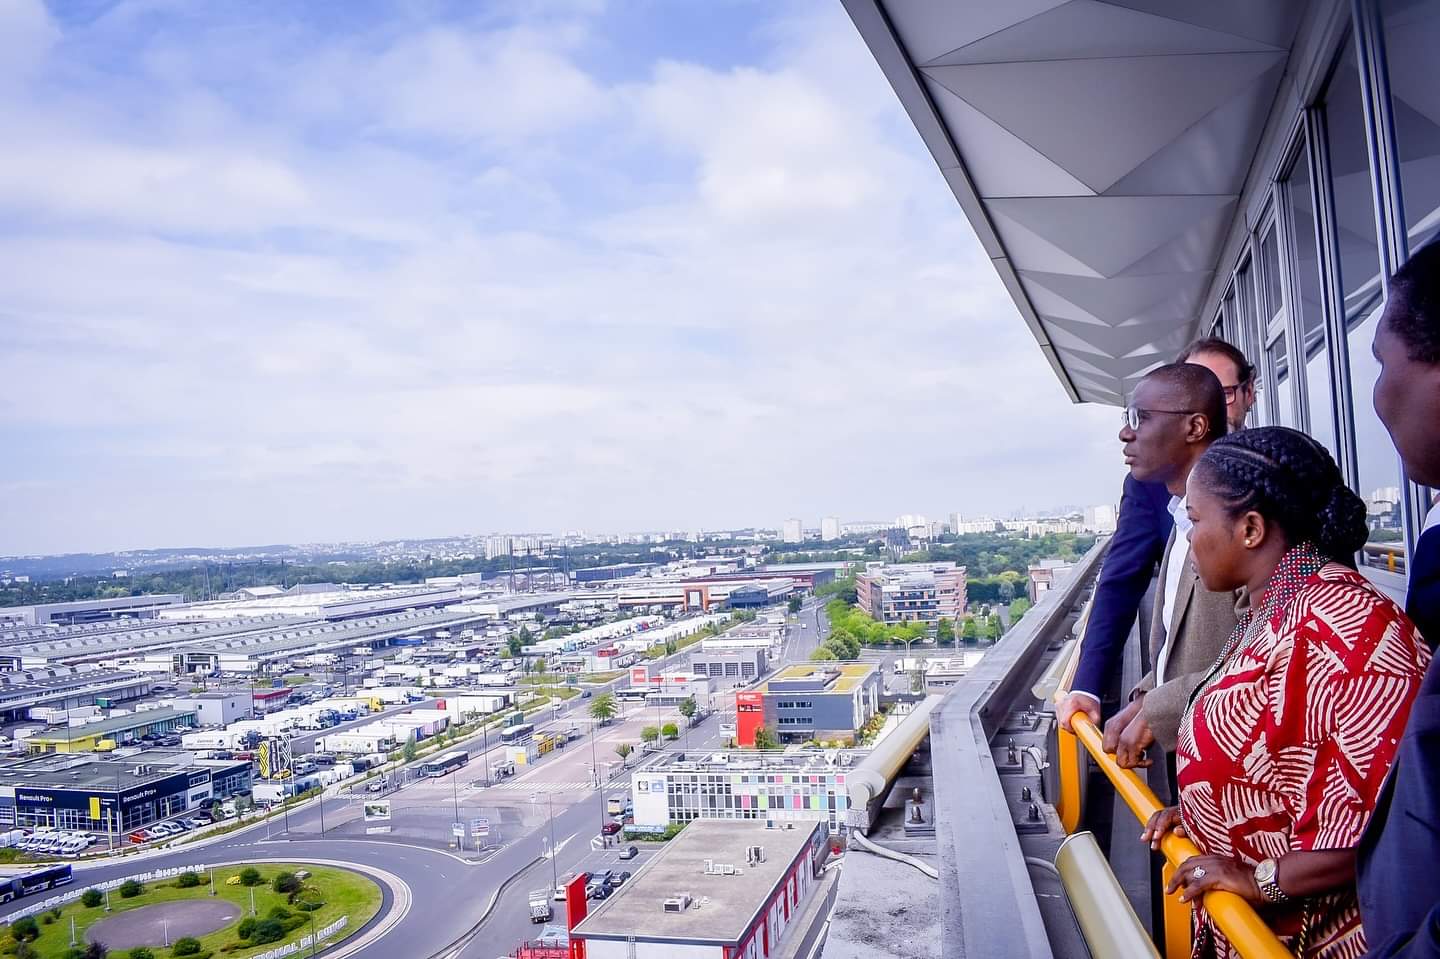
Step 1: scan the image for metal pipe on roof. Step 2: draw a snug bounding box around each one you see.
[1054,832,1160,959]
[844,694,941,835]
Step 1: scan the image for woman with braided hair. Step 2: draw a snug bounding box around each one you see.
[1139,427,1430,958]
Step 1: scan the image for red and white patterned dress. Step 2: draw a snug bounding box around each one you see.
[1176,545,1431,959]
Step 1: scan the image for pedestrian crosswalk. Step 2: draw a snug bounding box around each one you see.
[481,780,595,794]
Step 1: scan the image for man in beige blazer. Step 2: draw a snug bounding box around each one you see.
[1099,362,1240,770]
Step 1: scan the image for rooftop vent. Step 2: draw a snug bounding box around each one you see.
[662,894,692,913]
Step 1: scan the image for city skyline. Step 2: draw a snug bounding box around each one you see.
[0,0,1125,556]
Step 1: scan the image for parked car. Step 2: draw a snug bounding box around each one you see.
[617,845,638,861]
[185,818,210,829]
[601,822,622,836]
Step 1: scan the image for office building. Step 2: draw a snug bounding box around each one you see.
[820,516,840,541]
[569,819,827,959]
[173,691,251,727]
[1028,560,1076,604]
[781,519,803,544]
[1083,504,1118,533]
[631,751,857,831]
[736,663,881,746]
[854,563,967,623]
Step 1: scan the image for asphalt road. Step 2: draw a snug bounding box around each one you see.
[0,603,818,959]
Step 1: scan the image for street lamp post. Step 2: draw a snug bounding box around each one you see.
[547,793,559,895]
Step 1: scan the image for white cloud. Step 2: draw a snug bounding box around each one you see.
[0,0,1126,554]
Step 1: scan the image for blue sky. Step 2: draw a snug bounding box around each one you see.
[0,0,1124,555]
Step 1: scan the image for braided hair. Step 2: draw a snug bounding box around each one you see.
[1192,427,1369,566]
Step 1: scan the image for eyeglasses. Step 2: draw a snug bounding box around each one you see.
[1122,407,1197,431]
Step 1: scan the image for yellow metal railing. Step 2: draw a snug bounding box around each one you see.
[1065,714,1293,959]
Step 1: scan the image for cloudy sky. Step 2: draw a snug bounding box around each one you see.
[0,0,1127,556]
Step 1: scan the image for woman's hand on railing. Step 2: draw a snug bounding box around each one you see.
[1166,854,1263,905]
[1141,805,1186,850]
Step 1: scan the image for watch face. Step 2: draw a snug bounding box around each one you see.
[1255,858,1277,883]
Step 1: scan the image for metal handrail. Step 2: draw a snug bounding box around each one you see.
[1055,831,1161,959]
[1066,714,1293,959]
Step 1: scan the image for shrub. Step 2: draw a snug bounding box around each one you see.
[41,915,54,925]
[10,917,39,942]
[238,867,262,887]
[171,938,202,956]
[118,879,144,898]
[84,945,108,959]
[82,888,104,907]
[129,949,155,959]
[249,919,285,945]
[271,872,299,894]
[235,918,257,941]
[266,905,291,921]
[175,872,201,888]
[61,949,87,959]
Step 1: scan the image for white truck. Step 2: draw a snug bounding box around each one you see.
[528,889,553,923]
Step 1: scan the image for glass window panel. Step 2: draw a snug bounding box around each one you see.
[1381,0,1440,252]
[1260,226,1284,321]
[1323,31,1406,568]
[1284,149,1336,452]
[1269,332,1295,426]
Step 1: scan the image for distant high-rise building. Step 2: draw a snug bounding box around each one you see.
[820,516,840,542]
[1083,505,1117,533]
[782,519,804,544]
[484,536,513,560]
[894,513,928,530]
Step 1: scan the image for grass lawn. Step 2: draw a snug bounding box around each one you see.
[7,863,381,959]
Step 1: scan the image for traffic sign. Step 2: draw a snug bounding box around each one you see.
[451,823,465,838]
[471,817,490,837]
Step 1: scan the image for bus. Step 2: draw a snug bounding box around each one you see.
[420,750,470,778]
[0,865,73,903]
[615,688,650,703]
[499,723,534,745]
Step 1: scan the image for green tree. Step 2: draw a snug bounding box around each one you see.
[239,867,263,887]
[535,657,547,674]
[661,722,679,740]
[1009,597,1032,623]
[809,647,839,661]
[640,725,660,744]
[936,617,955,646]
[171,938,202,957]
[84,944,108,959]
[677,696,697,724]
[118,879,144,898]
[11,916,39,942]
[273,871,300,894]
[588,692,618,725]
[402,732,418,763]
[175,871,201,888]
[787,597,802,614]
[128,949,155,959]
[210,800,223,821]
[752,726,779,750]
[249,919,286,944]
[506,635,524,658]
[615,742,633,766]
[82,888,104,907]
[962,617,979,644]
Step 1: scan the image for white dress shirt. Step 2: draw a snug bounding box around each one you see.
[1154,495,1192,686]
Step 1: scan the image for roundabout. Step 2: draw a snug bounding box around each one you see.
[86,899,241,948]
[2,863,386,959]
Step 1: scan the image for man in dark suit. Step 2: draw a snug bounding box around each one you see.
[1358,241,1440,957]
[1057,339,1256,734]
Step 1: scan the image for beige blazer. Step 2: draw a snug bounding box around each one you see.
[1131,529,1245,751]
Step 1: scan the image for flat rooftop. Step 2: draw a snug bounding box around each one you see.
[0,753,191,792]
[762,662,877,694]
[573,820,820,944]
[25,706,195,742]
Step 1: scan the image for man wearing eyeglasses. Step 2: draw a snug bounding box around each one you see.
[1057,340,1254,742]
[1177,337,1258,433]
[1097,363,1244,773]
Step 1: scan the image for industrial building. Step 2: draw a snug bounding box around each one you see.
[23,706,198,754]
[630,751,859,831]
[0,751,250,834]
[735,663,882,746]
[172,691,251,727]
[688,646,768,685]
[570,563,656,584]
[1,595,186,627]
[0,666,153,722]
[569,819,828,959]
[854,563,967,623]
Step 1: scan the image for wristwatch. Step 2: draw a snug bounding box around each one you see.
[1254,858,1290,904]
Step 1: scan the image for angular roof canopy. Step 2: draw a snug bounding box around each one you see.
[843,0,1305,404]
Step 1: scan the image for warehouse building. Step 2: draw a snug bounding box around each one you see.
[0,666,153,722]
[1,595,185,627]
[24,706,198,754]
[570,819,828,959]
[172,691,251,727]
